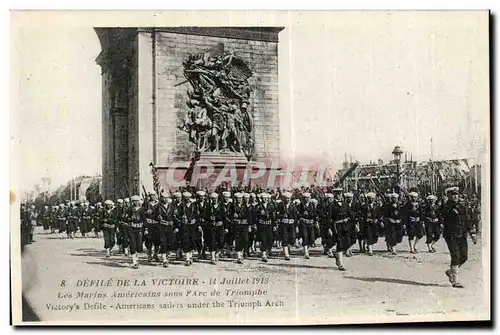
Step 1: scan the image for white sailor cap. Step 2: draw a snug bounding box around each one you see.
[332,188,343,193]
[234,192,243,198]
[189,197,196,203]
[302,192,311,198]
[366,192,376,199]
[445,186,459,195]
[166,198,173,203]
[325,193,334,198]
[310,198,318,204]
[210,192,219,199]
[283,192,293,198]
[409,192,419,198]
[117,199,124,204]
[242,192,250,198]
[124,198,130,202]
[182,191,192,198]
[173,192,182,198]
[90,206,95,209]
[344,192,354,198]
[196,191,206,197]
[261,193,271,199]
[130,195,141,201]
[96,202,102,206]
[59,204,65,207]
[426,195,437,201]
[148,191,155,196]
[250,193,256,198]
[293,199,301,205]
[222,191,231,198]
[104,200,114,205]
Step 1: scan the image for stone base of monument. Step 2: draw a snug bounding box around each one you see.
[198,151,250,167]
[156,151,283,191]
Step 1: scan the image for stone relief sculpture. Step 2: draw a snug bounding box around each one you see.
[177,43,255,160]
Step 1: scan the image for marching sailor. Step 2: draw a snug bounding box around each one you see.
[206,192,226,265]
[384,193,404,255]
[128,195,145,269]
[362,192,380,256]
[101,200,116,258]
[256,193,275,262]
[299,192,316,260]
[405,192,424,253]
[155,194,176,267]
[231,192,251,264]
[442,187,477,288]
[423,194,441,253]
[277,192,298,261]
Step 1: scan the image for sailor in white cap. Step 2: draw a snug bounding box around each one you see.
[343,192,358,258]
[320,193,335,257]
[128,195,145,269]
[91,203,102,238]
[207,191,225,264]
[101,200,116,258]
[56,203,68,239]
[442,186,476,288]
[144,192,160,263]
[157,193,176,267]
[194,190,209,260]
[221,191,235,257]
[256,192,274,262]
[177,190,197,266]
[299,191,316,260]
[405,191,423,254]
[330,188,348,270]
[423,194,440,253]
[79,200,91,238]
[384,192,403,255]
[230,192,250,264]
[277,191,298,260]
[362,192,380,256]
[67,201,79,240]
[114,199,129,256]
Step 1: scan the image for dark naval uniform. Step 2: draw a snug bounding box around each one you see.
[206,199,226,253]
[362,201,380,248]
[277,199,298,248]
[384,202,404,250]
[57,206,68,234]
[100,206,116,253]
[299,200,317,247]
[155,200,176,264]
[230,199,251,255]
[256,200,275,255]
[67,205,79,238]
[127,205,145,256]
[442,199,475,267]
[423,200,441,246]
[331,200,351,252]
[80,205,92,237]
[195,198,210,258]
[177,201,199,254]
[405,200,424,242]
[143,200,158,261]
[442,191,477,288]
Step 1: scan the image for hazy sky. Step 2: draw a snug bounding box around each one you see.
[11,11,489,193]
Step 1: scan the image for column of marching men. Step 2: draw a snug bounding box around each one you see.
[21,186,479,287]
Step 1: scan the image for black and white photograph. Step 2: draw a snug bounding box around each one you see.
[10,10,490,325]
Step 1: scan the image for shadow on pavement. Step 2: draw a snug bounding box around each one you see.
[264,261,336,270]
[343,276,448,287]
[85,260,130,268]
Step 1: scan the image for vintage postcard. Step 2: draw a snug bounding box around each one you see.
[10,10,490,325]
